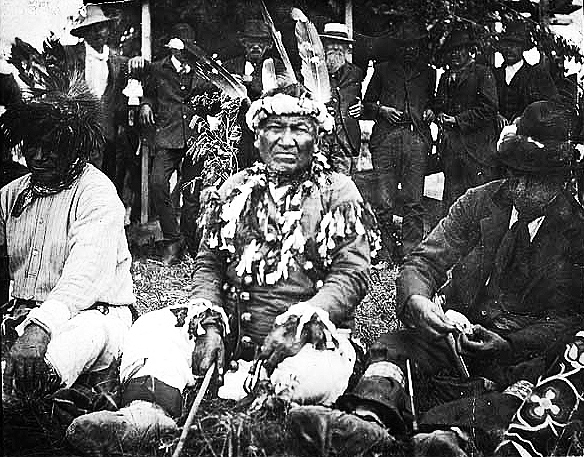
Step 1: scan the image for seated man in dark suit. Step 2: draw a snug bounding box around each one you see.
[288,100,584,456]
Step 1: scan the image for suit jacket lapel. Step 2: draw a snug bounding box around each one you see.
[479,185,513,287]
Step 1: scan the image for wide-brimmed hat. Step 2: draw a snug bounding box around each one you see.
[498,21,532,48]
[238,19,270,39]
[496,100,576,176]
[337,376,410,433]
[70,4,113,38]
[441,28,477,53]
[320,23,353,43]
[391,20,428,44]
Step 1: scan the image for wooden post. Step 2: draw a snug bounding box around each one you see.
[345,0,353,62]
[140,0,151,224]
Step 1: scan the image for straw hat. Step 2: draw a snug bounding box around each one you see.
[320,23,353,43]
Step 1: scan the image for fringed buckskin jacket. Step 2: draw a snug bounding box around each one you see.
[190,163,374,353]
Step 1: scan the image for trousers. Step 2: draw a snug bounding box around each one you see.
[150,147,204,247]
[369,125,428,254]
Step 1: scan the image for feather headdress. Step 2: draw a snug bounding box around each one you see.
[259,0,297,89]
[290,7,331,104]
[2,37,104,216]
[3,37,103,162]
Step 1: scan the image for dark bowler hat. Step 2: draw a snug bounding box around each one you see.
[320,23,354,43]
[70,4,113,37]
[496,100,576,176]
[498,21,532,48]
[337,376,411,433]
[441,27,477,53]
[239,19,270,39]
[169,22,196,42]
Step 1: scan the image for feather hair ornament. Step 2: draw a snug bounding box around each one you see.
[183,40,249,101]
[290,7,331,104]
[3,36,104,217]
[261,58,279,93]
[259,0,298,89]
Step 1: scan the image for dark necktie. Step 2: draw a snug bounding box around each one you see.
[491,213,536,294]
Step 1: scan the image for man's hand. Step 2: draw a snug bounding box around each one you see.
[128,56,148,76]
[259,316,306,374]
[422,109,436,124]
[402,295,456,340]
[139,104,155,126]
[437,113,457,128]
[192,325,224,384]
[347,99,363,119]
[459,325,511,357]
[6,323,51,393]
[497,113,509,132]
[378,105,403,124]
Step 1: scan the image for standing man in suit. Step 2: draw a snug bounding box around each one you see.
[429,27,500,213]
[319,23,364,176]
[362,21,436,257]
[494,21,557,127]
[67,3,134,187]
[139,23,218,264]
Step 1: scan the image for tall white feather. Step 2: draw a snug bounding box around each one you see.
[290,7,331,104]
[260,0,298,87]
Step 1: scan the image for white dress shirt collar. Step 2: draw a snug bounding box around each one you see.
[509,206,545,242]
[505,59,524,85]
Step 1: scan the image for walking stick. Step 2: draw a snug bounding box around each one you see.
[172,362,216,457]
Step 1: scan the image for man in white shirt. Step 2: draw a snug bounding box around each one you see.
[494,21,557,128]
[0,61,135,414]
[66,4,140,193]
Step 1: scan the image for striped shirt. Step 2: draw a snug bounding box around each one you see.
[0,164,135,336]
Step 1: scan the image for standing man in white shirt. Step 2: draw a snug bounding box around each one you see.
[494,21,557,129]
[0,66,135,415]
[66,3,140,193]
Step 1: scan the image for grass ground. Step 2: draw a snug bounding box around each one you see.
[3,250,401,457]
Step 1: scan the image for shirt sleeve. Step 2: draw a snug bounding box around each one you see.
[25,176,127,335]
[396,187,483,315]
[302,178,371,328]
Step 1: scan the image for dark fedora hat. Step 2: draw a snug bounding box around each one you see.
[320,23,354,43]
[337,376,411,434]
[391,20,428,44]
[70,4,113,37]
[498,21,533,48]
[238,19,270,39]
[441,27,477,53]
[496,100,576,176]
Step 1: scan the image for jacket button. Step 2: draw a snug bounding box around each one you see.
[241,335,252,345]
[241,312,252,323]
[480,310,487,316]
[239,291,250,301]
